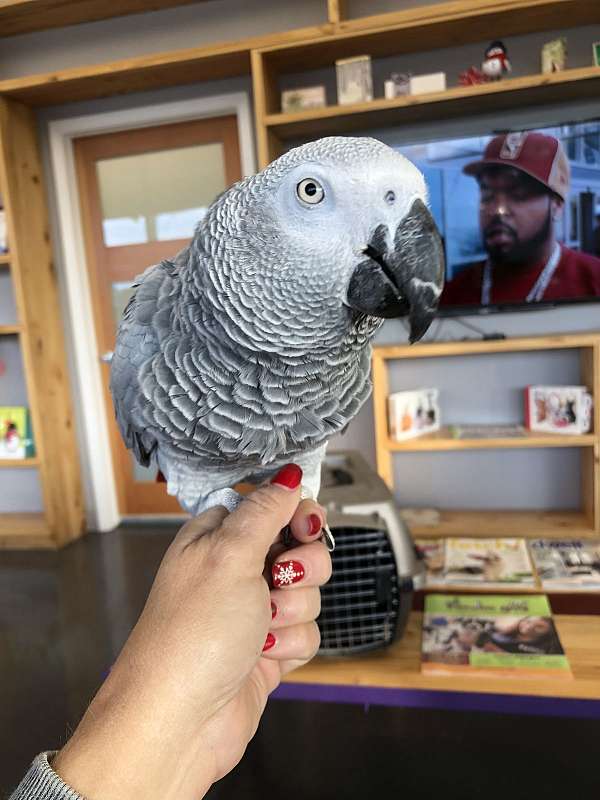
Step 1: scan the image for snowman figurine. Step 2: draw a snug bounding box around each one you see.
[482,40,511,80]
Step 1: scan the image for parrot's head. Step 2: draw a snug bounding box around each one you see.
[199,136,444,349]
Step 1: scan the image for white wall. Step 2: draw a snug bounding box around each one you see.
[4,1,599,522]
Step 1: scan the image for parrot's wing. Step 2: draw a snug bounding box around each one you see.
[109,258,180,467]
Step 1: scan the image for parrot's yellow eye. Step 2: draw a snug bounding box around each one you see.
[296,178,324,205]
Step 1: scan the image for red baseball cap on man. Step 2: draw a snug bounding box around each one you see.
[463,131,570,201]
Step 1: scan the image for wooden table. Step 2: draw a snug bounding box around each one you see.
[282,612,600,702]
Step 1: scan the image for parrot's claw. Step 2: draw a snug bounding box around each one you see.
[321,523,336,552]
[281,523,335,552]
[298,483,335,551]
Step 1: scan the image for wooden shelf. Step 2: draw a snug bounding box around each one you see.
[371,332,600,539]
[283,611,600,701]
[261,0,600,72]
[264,67,600,140]
[0,457,40,468]
[420,581,600,595]
[376,332,600,360]
[0,23,332,106]
[0,324,21,335]
[388,428,597,451]
[0,512,53,548]
[0,0,211,38]
[406,509,596,539]
[0,252,11,267]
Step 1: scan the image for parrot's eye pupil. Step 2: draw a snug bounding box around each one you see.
[297,178,324,205]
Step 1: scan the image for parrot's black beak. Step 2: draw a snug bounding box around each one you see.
[346,199,445,343]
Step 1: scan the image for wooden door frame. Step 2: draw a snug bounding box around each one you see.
[47,92,256,532]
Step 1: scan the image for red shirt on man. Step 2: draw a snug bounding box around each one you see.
[441,245,600,307]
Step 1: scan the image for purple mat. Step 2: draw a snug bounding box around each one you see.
[272,681,600,719]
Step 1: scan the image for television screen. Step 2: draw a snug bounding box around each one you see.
[397,121,600,315]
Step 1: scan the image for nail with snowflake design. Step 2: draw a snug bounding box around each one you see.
[272,559,305,587]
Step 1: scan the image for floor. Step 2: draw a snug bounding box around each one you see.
[2,524,600,798]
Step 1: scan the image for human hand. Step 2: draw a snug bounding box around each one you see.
[53,464,331,800]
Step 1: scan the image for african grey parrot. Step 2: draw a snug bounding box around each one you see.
[110,136,444,517]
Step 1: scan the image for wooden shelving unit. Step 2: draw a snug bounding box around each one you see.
[372,334,600,540]
[0,96,85,548]
[252,0,600,166]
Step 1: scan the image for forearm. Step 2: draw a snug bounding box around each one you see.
[51,676,216,800]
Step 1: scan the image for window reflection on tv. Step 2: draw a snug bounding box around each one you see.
[398,122,600,314]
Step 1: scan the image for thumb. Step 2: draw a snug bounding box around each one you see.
[219,464,303,568]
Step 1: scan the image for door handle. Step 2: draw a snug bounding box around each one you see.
[100,351,114,363]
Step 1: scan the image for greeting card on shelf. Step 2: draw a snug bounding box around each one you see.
[524,385,592,434]
[0,406,35,459]
[388,388,440,442]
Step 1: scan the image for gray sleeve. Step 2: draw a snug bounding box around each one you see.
[9,752,85,800]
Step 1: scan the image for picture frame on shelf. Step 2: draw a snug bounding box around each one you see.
[335,55,373,105]
[281,85,326,113]
[594,41,600,67]
[524,385,593,435]
[388,388,440,442]
[541,38,567,73]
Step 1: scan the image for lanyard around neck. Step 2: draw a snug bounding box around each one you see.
[481,242,561,305]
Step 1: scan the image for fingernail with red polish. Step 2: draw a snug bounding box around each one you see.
[271,601,277,619]
[272,560,305,587]
[307,513,322,536]
[271,463,302,490]
[263,632,276,652]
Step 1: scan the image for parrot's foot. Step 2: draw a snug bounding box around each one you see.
[197,488,244,515]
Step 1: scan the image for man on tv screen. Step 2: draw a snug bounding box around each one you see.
[440,131,600,307]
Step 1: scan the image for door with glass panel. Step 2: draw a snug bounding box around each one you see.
[74,116,242,514]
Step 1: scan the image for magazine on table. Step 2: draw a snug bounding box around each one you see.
[444,537,535,587]
[529,539,600,590]
[414,538,446,586]
[421,594,571,678]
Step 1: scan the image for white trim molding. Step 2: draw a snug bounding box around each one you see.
[48,92,256,531]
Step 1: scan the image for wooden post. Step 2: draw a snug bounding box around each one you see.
[581,343,600,532]
[251,49,284,168]
[327,0,347,25]
[371,350,393,488]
